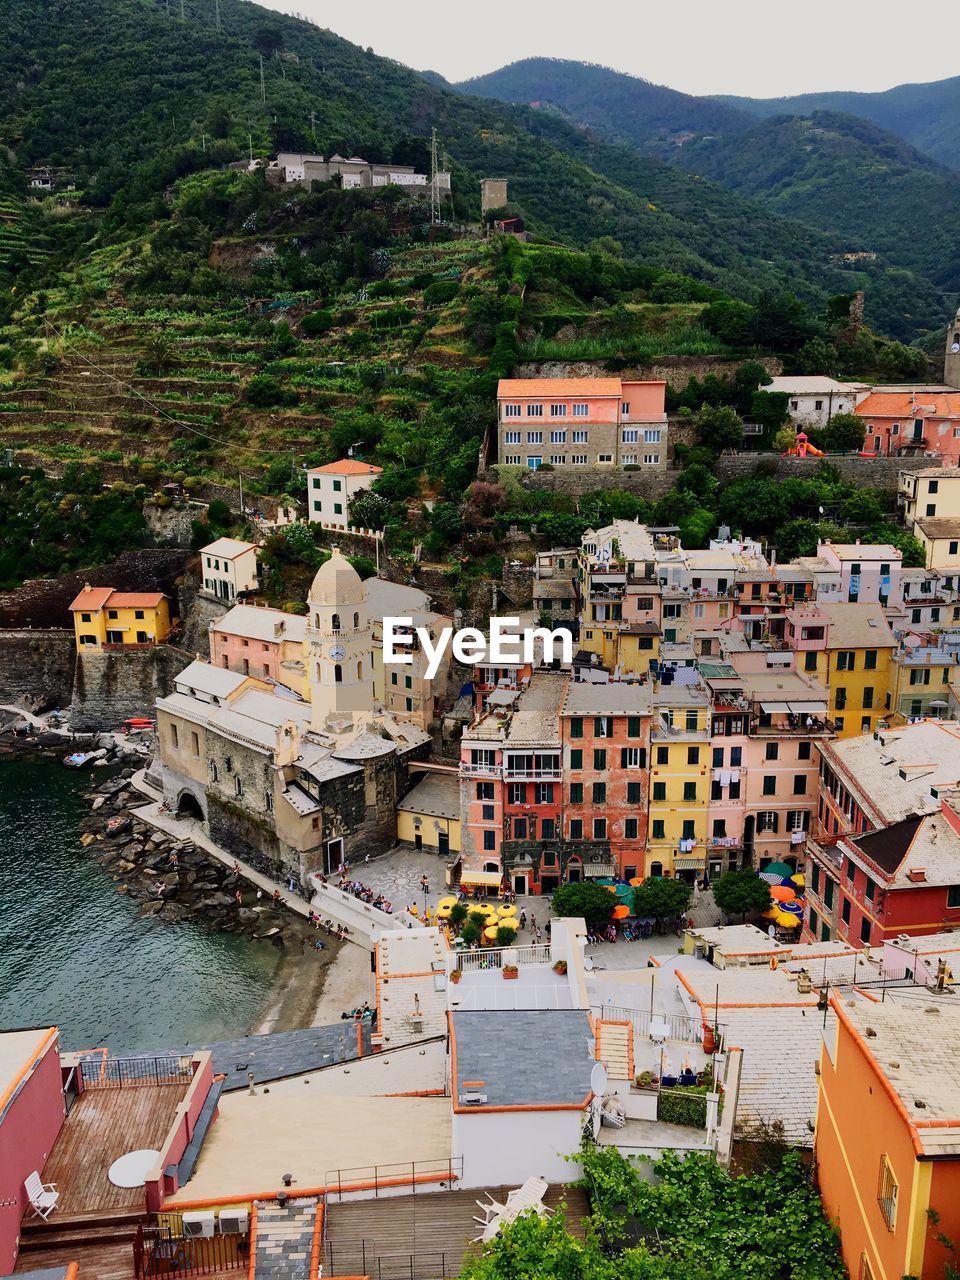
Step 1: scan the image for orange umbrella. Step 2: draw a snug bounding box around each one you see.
[605,885,618,893]
[613,904,631,919]
[628,877,643,887]
[770,886,796,903]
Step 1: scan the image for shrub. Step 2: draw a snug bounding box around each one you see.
[301,309,333,337]
[422,279,459,307]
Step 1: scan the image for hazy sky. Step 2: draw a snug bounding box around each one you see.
[257,0,960,97]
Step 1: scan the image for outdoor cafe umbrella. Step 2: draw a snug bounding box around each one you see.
[497,904,518,917]
[775,911,801,928]
[615,884,634,899]
[763,861,795,879]
[790,873,806,889]
[628,877,644,887]
[438,896,458,909]
[613,904,631,919]
[435,904,453,919]
[780,901,804,916]
[769,885,797,903]
[759,870,783,886]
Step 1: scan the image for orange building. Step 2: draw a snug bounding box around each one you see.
[816,997,960,1280]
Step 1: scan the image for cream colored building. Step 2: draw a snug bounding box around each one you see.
[306,459,382,529]
[396,771,461,854]
[366,578,452,731]
[200,537,260,602]
[899,466,960,530]
[914,518,960,574]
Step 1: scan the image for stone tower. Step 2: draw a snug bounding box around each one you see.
[945,305,960,389]
[304,548,374,732]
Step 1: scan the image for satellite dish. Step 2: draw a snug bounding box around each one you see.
[590,1062,609,1097]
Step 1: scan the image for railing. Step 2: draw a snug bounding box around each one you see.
[459,762,500,778]
[323,1245,457,1280]
[591,1004,714,1046]
[453,943,552,972]
[135,1216,249,1280]
[503,768,562,781]
[78,1054,194,1090]
[323,1157,462,1203]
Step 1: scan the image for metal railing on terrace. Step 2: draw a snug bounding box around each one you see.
[76,1053,194,1090]
[452,944,552,972]
[323,1157,463,1203]
[591,1004,721,1047]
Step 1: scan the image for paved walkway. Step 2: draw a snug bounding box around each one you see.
[254,1199,318,1280]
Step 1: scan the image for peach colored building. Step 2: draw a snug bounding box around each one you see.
[497,376,667,470]
[857,390,960,462]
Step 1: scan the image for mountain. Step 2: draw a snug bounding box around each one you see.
[0,0,946,340]
[685,111,960,303]
[456,57,754,157]
[716,77,960,171]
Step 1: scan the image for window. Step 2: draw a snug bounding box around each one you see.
[570,819,583,840]
[504,455,522,465]
[643,428,662,444]
[542,818,555,839]
[622,428,639,443]
[765,742,779,761]
[864,650,878,671]
[593,749,606,770]
[592,782,606,804]
[625,818,639,839]
[483,831,496,851]
[688,746,700,765]
[550,404,567,417]
[169,723,179,748]
[763,775,777,796]
[570,717,583,738]
[787,810,810,833]
[550,430,567,444]
[621,746,645,768]
[835,688,847,711]
[476,782,494,800]
[824,878,835,908]
[865,878,876,903]
[653,782,666,802]
[681,819,696,839]
[712,819,727,838]
[683,782,697,802]
[730,747,742,767]
[685,710,699,732]
[947,885,960,908]
[503,403,521,417]
[627,781,643,804]
[756,811,778,833]
[571,454,588,465]
[593,818,607,839]
[643,454,661,465]
[333,503,343,515]
[627,716,642,738]
[234,774,243,798]
[570,782,584,804]
[798,741,812,760]
[862,687,874,709]
[595,716,610,737]
[482,804,494,821]
[804,651,818,672]
[657,746,669,765]
[570,748,583,770]
[527,430,543,444]
[508,782,525,805]
[504,430,521,444]
[572,429,589,443]
[526,403,543,417]
[527,457,542,470]
[952,541,960,556]
[836,651,855,671]
[332,479,342,492]
[573,403,589,417]
[793,775,807,795]
[841,897,852,925]
[877,1156,898,1230]
[926,503,937,517]
[191,731,200,758]
[712,746,724,767]
[597,454,613,464]
[535,782,554,804]
[652,819,665,839]
[809,907,819,937]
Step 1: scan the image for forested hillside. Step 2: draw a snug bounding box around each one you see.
[717,76,960,171]
[0,0,945,337]
[456,58,752,156]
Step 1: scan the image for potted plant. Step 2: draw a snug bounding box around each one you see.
[553,959,568,975]
[502,964,519,980]
[449,968,462,984]
[633,1070,657,1091]
[702,1023,719,1054]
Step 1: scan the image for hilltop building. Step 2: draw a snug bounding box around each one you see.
[856,390,960,461]
[305,458,382,530]
[766,375,869,428]
[268,152,451,195]
[496,376,667,471]
[199,537,260,603]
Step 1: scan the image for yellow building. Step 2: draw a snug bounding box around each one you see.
[647,686,710,880]
[820,602,895,739]
[913,517,960,574]
[69,585,173,650]
[396,771,461,855]
[886,643,960,724]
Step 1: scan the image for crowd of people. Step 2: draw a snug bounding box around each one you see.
[337,874,394,914]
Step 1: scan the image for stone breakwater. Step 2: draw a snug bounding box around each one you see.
[78,770,317,948]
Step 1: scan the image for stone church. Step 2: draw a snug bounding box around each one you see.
[153,550,431,882]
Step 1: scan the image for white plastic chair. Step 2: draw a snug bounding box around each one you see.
[25,1171,59,1220]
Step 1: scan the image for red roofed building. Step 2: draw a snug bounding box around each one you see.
[496,376,667,472]
[68,584,173,649]
[856,390,960,461]
[306,459,383,529]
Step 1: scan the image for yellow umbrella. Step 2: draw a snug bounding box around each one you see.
[438,896,458,909]
[761,907,778,919]
[435,904,452,919]
[775,911,801,928]
[790,873,805,889]
[484,924,500,941]
[498,904,518,917]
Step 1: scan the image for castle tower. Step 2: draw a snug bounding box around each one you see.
[945,305,960,389]
[304,548,374,732]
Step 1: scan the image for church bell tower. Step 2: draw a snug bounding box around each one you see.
[945,305,960,389]
[304,548,374,733]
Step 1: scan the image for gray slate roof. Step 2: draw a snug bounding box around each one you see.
[452,1010,594,1108]
[158,1023,370,1090]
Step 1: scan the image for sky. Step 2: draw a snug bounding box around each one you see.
[256,0,960,98]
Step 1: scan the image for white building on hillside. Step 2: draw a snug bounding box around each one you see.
[199,537,260,603]
[766,377,870,429]
[306,460,382,529]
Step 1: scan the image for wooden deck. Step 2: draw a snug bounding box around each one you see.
[14,1236,243,1280]
[323,1185,589,1279]
[39,1083,185,1217]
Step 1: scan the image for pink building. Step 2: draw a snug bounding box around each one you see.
[0,1027,66,1274]
[209,605,308,692]
[816,541,902,608]
[496,376,667,470]
[857,390,960,463]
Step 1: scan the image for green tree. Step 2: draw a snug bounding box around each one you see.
[797,336,838,376]
[712,869,772,921]
[551,882,616,930]
[693,403,743,454]
[819,411,865,453]
[773,426,798,452]
[348,489,390,530]
[631,876,691,924]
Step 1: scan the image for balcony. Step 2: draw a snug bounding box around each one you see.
[460,761,500,778]
[504,767,563,782]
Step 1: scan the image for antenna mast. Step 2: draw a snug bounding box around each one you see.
[259,53,266,102]
[429,127,440,226]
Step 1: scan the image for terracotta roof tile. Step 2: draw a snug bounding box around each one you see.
[306,459,382,476]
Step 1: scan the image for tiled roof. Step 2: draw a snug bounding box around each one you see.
[849,814,924,875]
[103,592,166,608]
[306,459,382,476]
[823,719,960,823]
[916,517,960,540]
[201,537,259,560]
[210,604,308,644]
[821,602,896,650]
[68,586,115,611]
[452,1010,595,1108]
[857,391,960,419]
[498,377,623,397]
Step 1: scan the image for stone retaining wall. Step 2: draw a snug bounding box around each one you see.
[0,630,76,711]
[69,643,190,731]
[713,452,935,490]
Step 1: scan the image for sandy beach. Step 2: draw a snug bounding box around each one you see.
[252,927,375,1034]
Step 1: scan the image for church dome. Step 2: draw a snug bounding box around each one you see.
[308,547,365,608]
